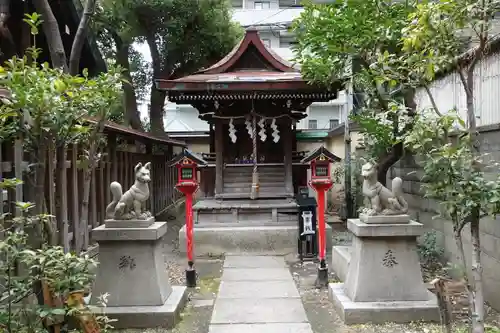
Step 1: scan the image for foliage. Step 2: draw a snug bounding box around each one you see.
[97,0,243,132]
[0,179,110,333]
[406,111,500,231]
[332,155,364,217]
[417,231,445,273]
[0,13,123,147]
[351,102,413,160]
[292,0,420,170]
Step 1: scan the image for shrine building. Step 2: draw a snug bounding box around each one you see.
[155,28,343,255]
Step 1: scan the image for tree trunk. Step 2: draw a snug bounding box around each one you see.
[376,88,417,186]
[454,224,476,331]
[149,86,166,135]
[69,0,96,75]
[32,0,68,71]
[115,36,143,130]
[471,215,484,332]
[78,143,95,254]
[0,0,16,58]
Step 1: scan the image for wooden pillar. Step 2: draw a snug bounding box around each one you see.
[283,118,294,196]
[214,119,224,196]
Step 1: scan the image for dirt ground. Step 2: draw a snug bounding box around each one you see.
[116,212,500,333]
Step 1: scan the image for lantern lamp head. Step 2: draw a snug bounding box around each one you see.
[300,146,341,183]
[170,149,207,187]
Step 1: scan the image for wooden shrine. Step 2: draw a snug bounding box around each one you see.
[155,27,343,254]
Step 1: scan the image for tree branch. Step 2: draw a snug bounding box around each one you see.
[69,0,97,75]
[423,84,443,116]
[32,0,68,71]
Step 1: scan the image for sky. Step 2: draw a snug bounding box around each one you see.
[132,43,152,120]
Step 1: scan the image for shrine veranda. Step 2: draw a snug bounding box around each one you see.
[155,28,343,255]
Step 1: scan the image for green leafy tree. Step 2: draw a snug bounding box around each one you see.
[97,0,242,134]
[292,0,420,185]
[403,1,500,332]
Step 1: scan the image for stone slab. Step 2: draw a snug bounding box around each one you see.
[224,255,286,268]
[343,233,429,302]
[92,222,167,241]
[179,223,332,256]
[211,298,308,324]
[347,219,423,238]
[329,283,439,325]
[104,217,155,229]
[91,233,171,306]
[359,214,410,224]
[91,286,188,329]
[209,323,313,333]
[222,268,292,281]
[331,246,351,282]
[218,280,299,299]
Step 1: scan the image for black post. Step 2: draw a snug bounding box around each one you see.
[185,260,196,288]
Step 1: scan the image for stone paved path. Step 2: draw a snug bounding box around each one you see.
[208,255,313,333]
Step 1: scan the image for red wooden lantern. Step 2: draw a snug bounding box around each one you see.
[301,146,341,288]
[171,150,206,287]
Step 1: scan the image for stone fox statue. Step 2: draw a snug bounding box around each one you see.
[106,162,152,220]
[361,161,408,216]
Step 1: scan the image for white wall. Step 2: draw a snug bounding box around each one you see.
[416,50,500,127]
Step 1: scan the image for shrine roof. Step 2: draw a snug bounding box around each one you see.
[301,146,341,164]
[169,149,207,167]
[154,28,342,95]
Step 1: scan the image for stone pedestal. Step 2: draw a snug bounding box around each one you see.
[90,220,187,329]
[329,217,439,324]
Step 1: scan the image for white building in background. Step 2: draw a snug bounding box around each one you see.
[165,0,348,136]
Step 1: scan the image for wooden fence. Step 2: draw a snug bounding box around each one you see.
[1,123,185,254]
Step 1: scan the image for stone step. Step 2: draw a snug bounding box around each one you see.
[216,192,292,199]
[197,212,297,224]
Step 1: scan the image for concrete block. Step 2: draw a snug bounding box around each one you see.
[93,286,188,329]
[329,283,439,325]
[91,222,171,307]
[347,219,423,238]
[331,246,351,282]
[223,255,286,268]
[92,222,167,241]
[222,268,291,281]
[359,214,410,224]
[218,280,299,299]
[344,233,429,302]
[104,217,155,229]
[209,323,313,333]
[179,223,332,256]
[211,298,308,324]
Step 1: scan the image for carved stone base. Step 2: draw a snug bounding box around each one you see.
[91,222,171,307]
[330,219,440,324]
[359,214,410,224]
[343,219,429,303]
[104,217,155,229]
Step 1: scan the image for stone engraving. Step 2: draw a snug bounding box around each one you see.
[105,162,152,220]
[118,255,136,270]
[382,249,398,268]
[360,161,408,216]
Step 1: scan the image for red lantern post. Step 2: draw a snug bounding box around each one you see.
[302,146,340,288]
[172,150,206,287]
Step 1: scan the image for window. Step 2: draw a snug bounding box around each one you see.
[254,1,270,9]
[308,119,317,129]
[329,119,339,129]
[262,38,271,48]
